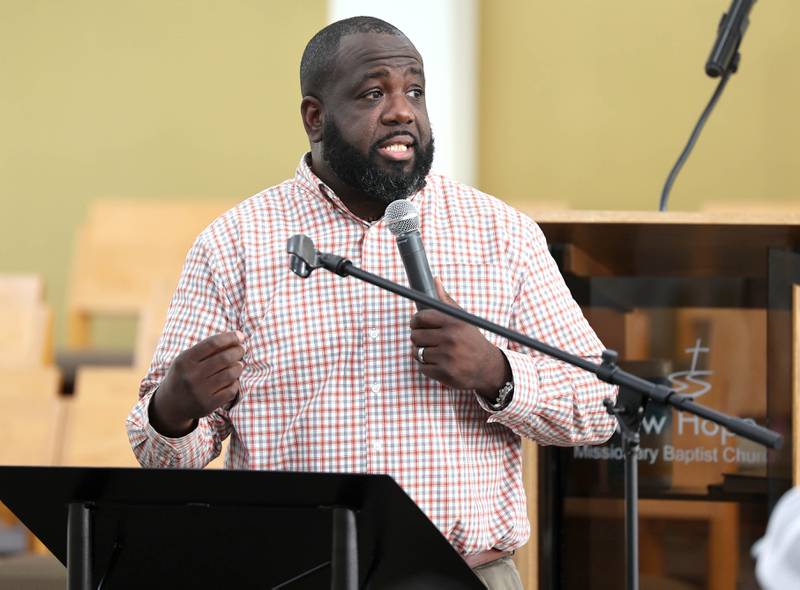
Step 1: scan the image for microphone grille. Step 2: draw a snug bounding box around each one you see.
[384,199,420,236]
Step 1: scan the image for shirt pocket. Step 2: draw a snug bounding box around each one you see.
[434,262,515,349]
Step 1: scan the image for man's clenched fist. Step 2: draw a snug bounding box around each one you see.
[149,331,245,437]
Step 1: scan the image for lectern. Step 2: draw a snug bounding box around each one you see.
[511,210,800,590]
[0,466,484,590]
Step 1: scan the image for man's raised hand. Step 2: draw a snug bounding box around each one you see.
[149,331,245,437]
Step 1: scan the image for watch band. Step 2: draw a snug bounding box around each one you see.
[489,380,514,411]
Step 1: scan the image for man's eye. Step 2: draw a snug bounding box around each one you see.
[408,88,424,99]
[364,90,383,99]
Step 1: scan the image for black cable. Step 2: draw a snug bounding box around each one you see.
[659,72,731,211]
[96,541,122,590]
[271,561,331,589]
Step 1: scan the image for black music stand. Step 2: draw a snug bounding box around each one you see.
[0,467,484,590]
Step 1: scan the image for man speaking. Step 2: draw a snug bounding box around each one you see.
[126,16,616,588]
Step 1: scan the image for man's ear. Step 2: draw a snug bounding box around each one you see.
[301,96,324,143]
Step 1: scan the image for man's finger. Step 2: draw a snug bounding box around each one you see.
[214,381,240,402]
[410,328,443,347]
[410,310,449,330]
[197,345,245,378]
[411,345,440,366]
[189,331,245,362]
[204,362,244,395]
[207,382,240,413]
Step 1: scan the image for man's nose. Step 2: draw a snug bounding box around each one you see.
[381,93,414,125]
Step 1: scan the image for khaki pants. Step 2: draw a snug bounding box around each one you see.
[472,556,524,590]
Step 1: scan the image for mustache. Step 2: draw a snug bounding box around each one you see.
[370,131,419,154]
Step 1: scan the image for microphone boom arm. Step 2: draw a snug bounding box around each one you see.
[287,235,782,450]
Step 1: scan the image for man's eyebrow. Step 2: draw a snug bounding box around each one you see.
[358,65,424,84]
[360,68,390,83]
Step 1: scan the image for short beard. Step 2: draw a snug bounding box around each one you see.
[321,118,434,205]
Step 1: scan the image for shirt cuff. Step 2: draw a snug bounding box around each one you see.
[476,348,539,425]
[142,388,202,457]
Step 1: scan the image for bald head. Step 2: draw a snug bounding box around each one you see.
[300,16,410,98]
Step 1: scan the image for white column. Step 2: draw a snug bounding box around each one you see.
[327,0,478,186]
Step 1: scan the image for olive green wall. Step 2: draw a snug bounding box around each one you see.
[479,0,800,210]
[0,1,325,347]
[4,1,800,349]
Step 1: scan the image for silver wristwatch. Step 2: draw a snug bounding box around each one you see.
[489,380,514,411]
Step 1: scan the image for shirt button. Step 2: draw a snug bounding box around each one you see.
[370,382,381,393]
[371,441,384,452]
[367,328,379,341]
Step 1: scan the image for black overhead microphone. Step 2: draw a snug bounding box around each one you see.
[384,199,437,311]
[706,0,756,78]
[659,0,758,211]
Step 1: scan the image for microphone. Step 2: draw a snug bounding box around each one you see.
[660,0,758,210]
[705,0,756,78]
[384,199,437,310]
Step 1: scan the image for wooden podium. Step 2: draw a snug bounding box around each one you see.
[512,211,800,590]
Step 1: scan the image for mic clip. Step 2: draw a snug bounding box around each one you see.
[287,235,351,278]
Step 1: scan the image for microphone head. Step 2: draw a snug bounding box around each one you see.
[384,199,420,236]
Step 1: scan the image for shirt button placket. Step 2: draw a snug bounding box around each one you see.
[362,225,387,472]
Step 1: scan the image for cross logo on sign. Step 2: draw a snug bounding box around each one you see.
[666,339,713,400]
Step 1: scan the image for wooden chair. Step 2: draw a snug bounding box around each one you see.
[0,274,44,301]
[133,279,178,369]
[64,366,226,468]
[66,199,235,348]
[62,367,146,467]
[65,244,229,469]
[0,274,53,367]
[0,367,63,467]
[0,368,64,554]
[0,275,59,556]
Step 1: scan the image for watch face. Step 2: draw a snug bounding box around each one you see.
[492,382,514,410]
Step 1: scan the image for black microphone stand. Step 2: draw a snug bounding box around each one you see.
[604,388,648,590]
[287,235,783,590]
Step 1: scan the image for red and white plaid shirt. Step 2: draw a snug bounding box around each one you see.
[127,155,616,555]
